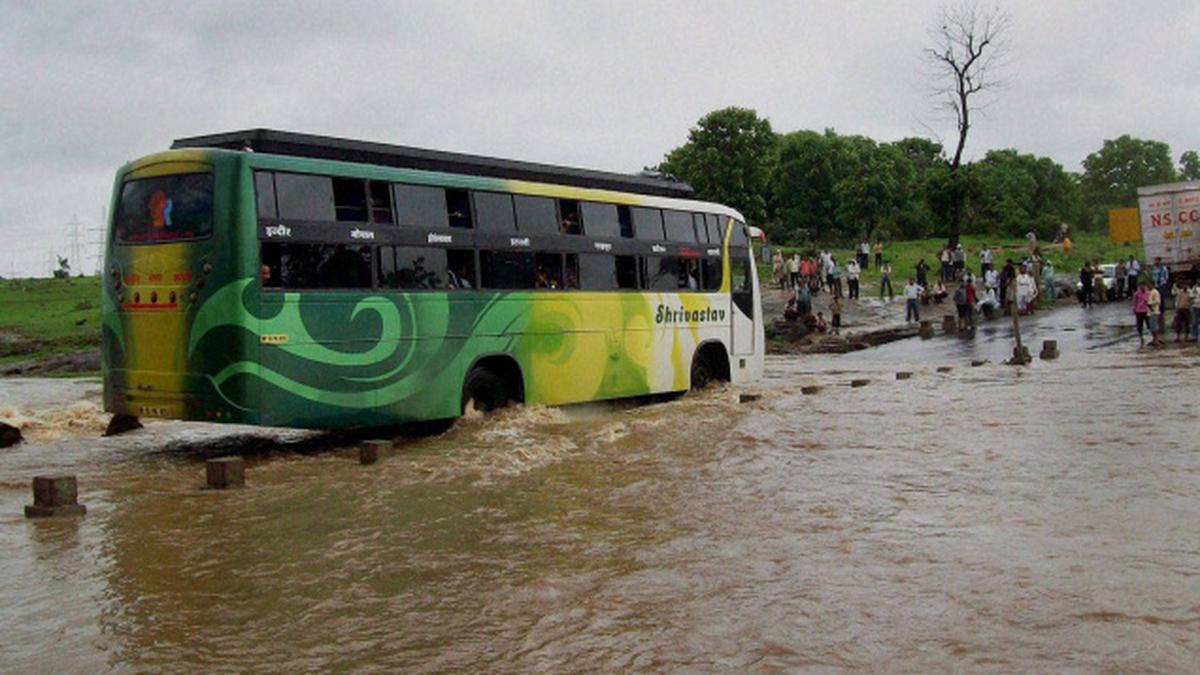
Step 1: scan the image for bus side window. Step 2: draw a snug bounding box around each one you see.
[615,255,638,289]
[447,249,476,290]
[394,184,449,228]
[480,250,535,289]
[618,205,634,238]
[730,248,754,318]
[369,181,393,224]
[276,173,335,221]
[447,188,472,229]
[564,253,580,289]
[261,243,282,288]
[377,246,397,287]
[644,256,679,290]
[332,178,368,222]
[729,220,749,247]
[580,202,620,238]
[632,207,664,241]
[254,171,277,218]
[558,199,581,235]
[578,253,614,289]
[394,247,447,289]
[515,195,558,235]
[263,242,372,289]
[474,192,516,233]
[693,213,708,244]
[664,210,695,242]
[706,214,722,244]
[679,258,700,290]
[701,257,722,290]
[533,252,563,289]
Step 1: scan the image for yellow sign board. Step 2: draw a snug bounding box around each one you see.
[1108,208,1141,243]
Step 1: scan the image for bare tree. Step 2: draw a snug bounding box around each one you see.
[926,2,1009,247]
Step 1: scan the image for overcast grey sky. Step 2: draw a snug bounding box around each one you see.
[2,0,1197,276]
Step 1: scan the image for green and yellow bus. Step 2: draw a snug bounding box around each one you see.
[102,130,763,429]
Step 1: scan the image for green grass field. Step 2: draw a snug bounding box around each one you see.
[760,232,1139,286]
[0,276,102,366]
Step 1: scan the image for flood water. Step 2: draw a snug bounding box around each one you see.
[2,303,1197,672]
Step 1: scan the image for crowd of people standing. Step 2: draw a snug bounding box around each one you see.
[776,239,1200,348]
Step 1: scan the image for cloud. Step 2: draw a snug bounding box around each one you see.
[1,0,1197,276]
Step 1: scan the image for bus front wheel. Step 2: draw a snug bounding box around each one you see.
[690,356,714,390]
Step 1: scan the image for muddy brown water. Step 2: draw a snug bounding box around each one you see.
[1,304,1197,672]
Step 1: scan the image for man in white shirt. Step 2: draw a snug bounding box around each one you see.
[1016,269,1038,313]
[846,259,861,299]
[1126,256,1141,295]
[979,244,993,277]
[903,278,923,322]
[985,267,999,295]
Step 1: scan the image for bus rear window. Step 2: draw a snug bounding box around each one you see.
[116,173,213,243]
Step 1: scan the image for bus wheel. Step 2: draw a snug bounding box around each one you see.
[690,343,730,390]
[462,367,509,413]
[690,355,714,390]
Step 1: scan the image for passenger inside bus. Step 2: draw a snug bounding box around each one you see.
[446,263,472,289]
[558,199,581,234]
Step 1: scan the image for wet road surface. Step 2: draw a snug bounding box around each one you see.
[1,303,1197,672]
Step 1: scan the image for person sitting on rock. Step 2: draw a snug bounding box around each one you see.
[931,280,948,304]
[784,298,801,322]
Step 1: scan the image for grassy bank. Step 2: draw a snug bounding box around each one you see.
[760,232,1137,285]
[0,277,102,367]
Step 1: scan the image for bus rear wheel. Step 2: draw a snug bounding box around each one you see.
[462,367,510,414]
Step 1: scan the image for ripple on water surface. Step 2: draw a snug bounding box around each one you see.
[1,319,1198,671]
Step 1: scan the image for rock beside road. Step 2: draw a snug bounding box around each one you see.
[0,421,22,447]
[1,348,100,376]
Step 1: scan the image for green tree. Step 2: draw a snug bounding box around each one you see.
[1081,135,1176,227]
[830,136,910,240]
[968,149,1077,238]
[891,137,946,173]
[658,107,777,226]
[1180,150,1200,180]
[771,130,837,242]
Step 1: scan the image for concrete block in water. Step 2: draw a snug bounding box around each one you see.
[360,440,391,465]
[738,393,762,404]
[1007,346,1032,365]
[942,315,958,334]
[850,379,870,387]
[1040,339,1059,360]
[800,385,821,395]
[206,457,245,489]
[918,320,935,339]
[896,371,913,380]
[25,475,86,518]
[971,359,987,367]
[936,366,953,373]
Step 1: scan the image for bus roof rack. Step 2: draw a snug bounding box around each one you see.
[171,129,696,199]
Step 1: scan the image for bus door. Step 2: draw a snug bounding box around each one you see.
[729,246,755,356]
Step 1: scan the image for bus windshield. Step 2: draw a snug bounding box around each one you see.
[116,173,213,243]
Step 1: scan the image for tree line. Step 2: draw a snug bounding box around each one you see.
[656,106,1200,246]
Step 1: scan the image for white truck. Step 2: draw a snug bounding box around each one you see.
[1137,180,1200,273]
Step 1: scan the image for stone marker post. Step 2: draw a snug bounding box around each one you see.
[360,440,391,465]
[1040,339,1060,360]
[25,475,86,518]
[206,457,245,489]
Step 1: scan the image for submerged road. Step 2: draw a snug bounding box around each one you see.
[1,303,1197,672]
